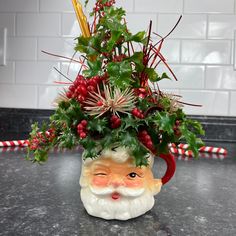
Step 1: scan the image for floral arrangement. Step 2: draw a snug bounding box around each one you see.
[27,0,204,166]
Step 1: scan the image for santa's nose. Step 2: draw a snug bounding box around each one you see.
[109,176,124,188]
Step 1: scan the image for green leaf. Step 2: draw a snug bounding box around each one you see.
[107,31,122,51]
[125,31,146,43]
[107,60,133,89]
[75,36,100,56]
[131,145,149,166]
[83,59,103,77]
[145,69,170,82]
[154,112,176,135]
[88,118,108,134]
[179,121,205,157]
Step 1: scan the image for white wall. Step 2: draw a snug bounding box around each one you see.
[0,0,236,116]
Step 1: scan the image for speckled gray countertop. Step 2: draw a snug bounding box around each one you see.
[0,142,236,236]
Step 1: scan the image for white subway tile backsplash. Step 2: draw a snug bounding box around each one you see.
[15,61,60,84]
[208,15,236,39]
[0,62,15,83]
[135,0,183,13]
[126,13,157,33]
[0,0,38,12]
[17,13,61,36]
[180,90,229,115]
[8,37,37,60]
[61,62,81,82]
[206,66,236,90]
[62,13,80,37]
[38,37,76,61]
[160,40,181,63]
[40,0,73,12]
[229,92,236,116]
[181,40,231,64]
[38,85,65,109]
[158,14,207,39]
[0,14,15,36]
[184,0,234,14]
[0,84,37,108]
[157,65,205,89]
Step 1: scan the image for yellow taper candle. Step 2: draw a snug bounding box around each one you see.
[71,0,91,37]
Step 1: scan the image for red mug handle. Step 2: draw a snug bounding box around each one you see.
[159,153,176,185]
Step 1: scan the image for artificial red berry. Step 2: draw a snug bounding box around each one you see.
[78,85,87,96]
[87,85,96,93]
[81,120,88,127]
[77,124,84,131]
[69,85,75,92]
[97,100,103,106]
[66,91,73,99]
[144,135,151,143]
[80,132,87,139]
[77,95,85,103]
[88,78,97,87]
[110,115,121,129]
[140,130,148,136]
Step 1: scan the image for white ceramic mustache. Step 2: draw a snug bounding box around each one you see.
[89,185,145,197]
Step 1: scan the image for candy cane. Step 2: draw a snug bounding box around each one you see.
[177,144,227,155]
[169,146,193,157]
[0,140,29,147]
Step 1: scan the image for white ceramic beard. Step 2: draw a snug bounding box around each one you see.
[80,185,155,220]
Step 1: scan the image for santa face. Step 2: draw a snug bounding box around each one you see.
[80,150,162,220]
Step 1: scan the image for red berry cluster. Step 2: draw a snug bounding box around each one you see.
[66,75,104,104]
[94,0,115,12]
[173,120,181,137]
[132,107,144,119]
[77,120,88,139]
[138,130,155,152]
[29,129,56,151]
[110,115,121,129]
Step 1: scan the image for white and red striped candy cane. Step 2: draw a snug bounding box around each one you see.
[177,144,227,155]
[169,145,194,157]
[0,140,29,147]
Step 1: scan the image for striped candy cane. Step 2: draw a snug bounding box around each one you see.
[177,144,227,155]
[0,140,29,147]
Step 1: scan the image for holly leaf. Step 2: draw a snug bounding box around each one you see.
[88,118,108,134]
[83,59,102,77]
[124,52,144,72]
[75,36,100,56]
[107,60,133,89]
[145,68,170,82]
[120,131,139,148]
[154,112,176,135]
[179,122,204,157]
[125,31,146,43]
[107,31,122,51]
[131,145,149,166]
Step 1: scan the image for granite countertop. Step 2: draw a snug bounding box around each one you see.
[0,142,235,236]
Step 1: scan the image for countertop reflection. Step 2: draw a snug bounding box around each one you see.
[0,142,235,236]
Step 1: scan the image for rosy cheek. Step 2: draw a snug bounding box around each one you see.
[92,176,109,187]
[125,179,143,188]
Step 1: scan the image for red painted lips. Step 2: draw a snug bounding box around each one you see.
[111,192,120,200]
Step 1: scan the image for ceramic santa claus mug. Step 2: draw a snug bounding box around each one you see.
[79,147,176,220]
